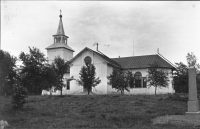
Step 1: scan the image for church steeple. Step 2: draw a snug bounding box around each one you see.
[57,10,65,35]
[46,10,74,63]
[52,10,69,44]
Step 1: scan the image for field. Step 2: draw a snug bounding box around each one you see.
[0,94,199,129]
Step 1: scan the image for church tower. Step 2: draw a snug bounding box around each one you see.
[46,11,74,64]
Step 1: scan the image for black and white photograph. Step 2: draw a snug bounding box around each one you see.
[1,1,200,129]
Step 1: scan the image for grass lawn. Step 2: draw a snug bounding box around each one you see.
[0,94,199,129]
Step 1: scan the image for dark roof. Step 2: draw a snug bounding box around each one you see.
[46,43,74,52]
[112,54,175,69]
[69,47,121,67]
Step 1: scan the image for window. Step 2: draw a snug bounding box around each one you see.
[84,56,92,66]
[66,66,70,73]
[134,72,142,88]
[57,37,61,43]
[143,77,147,88]
[66,81,70,90]
[129,76,135,88]
[135,79,141,88]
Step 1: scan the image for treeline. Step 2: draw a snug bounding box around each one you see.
[0,47,70,96]
[173,52,200,94]
[0,47,200,96]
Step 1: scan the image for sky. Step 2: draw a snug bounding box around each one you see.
[1,1,200,65]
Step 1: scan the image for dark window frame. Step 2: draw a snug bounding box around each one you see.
[66,81,70,90]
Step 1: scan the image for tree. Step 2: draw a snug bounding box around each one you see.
[41,64,59,95]
[147,62,170,95]
[173,62,188,93]
[0,50,17,95]
[186,52,200,93]
[197,73,200,94]
[12,81,28,110]
[52,56,69,96]
[77,64,101,95]
[127,71,135,88]
[107,69,131,95]
[19,47,47,95]
[186,52,200,73]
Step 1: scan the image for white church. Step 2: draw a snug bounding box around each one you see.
[42,13,175,95]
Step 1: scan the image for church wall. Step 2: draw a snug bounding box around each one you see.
[72,55,82,66]
[67,65,83,94]
[92,52,108,94]
[107,68,174,95]
[47,48,63,64]
[125,68,174,95]
[146,68,175,94]
[124,68,148,77]
[107,65,115,93]
[63,49,73,61]
[69,50,108,94]
[93,63,108,94]
[47,48,73,64]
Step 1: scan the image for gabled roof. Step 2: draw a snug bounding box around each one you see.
[69,47,121,68]
[46,43,75,52]
[112,54,175,69]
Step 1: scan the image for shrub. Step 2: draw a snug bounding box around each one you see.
[165,93,188,102]
[12,83,28,110]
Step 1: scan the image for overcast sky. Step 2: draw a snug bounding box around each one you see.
[1,1,200,65]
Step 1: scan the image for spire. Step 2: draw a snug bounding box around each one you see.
[56,9,65,35]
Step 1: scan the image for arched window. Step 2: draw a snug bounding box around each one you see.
[134,72,142,88]
[84,56,92,66]
[55,37,58,43]
[58,37,61,43]
[62,37,65,43]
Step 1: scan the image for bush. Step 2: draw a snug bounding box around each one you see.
[166,93,188,102]
[12,83,28,110]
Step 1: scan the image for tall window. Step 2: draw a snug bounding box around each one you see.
[143,77,147,88]
[58,37,61,43]
[66,81,70,90]
[134,72,142,88]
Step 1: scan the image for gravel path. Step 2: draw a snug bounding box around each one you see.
[152,115,200,127]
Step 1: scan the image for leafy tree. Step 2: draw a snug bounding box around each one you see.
[197,73,200,94]
[173,62,188,93]
[0,50,17,95]
[107,69,131,95]
[186,52,200,93]
[186,52,200,73]
[19,47,47,95]
[147,62,170,95]
[52,56,69,95]
[127,71,135,88]
[41,64,59,95]
[12,81,28,110]
[77,64,101,95]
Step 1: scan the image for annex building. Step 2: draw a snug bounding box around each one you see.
[42,13,175,95]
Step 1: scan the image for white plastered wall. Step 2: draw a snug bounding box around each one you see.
[69,50,108,94]
[42,48,73,95]
[47,48,73,64]
[125,68,174,95]
[107,68,174,95]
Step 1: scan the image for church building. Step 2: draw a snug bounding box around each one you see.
[42,12,175,95]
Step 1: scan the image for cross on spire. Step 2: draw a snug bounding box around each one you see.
[59,9,62,18]
[60,9,62,15]
[57,10,65,35]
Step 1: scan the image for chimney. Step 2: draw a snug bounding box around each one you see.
[96,43,98,51]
